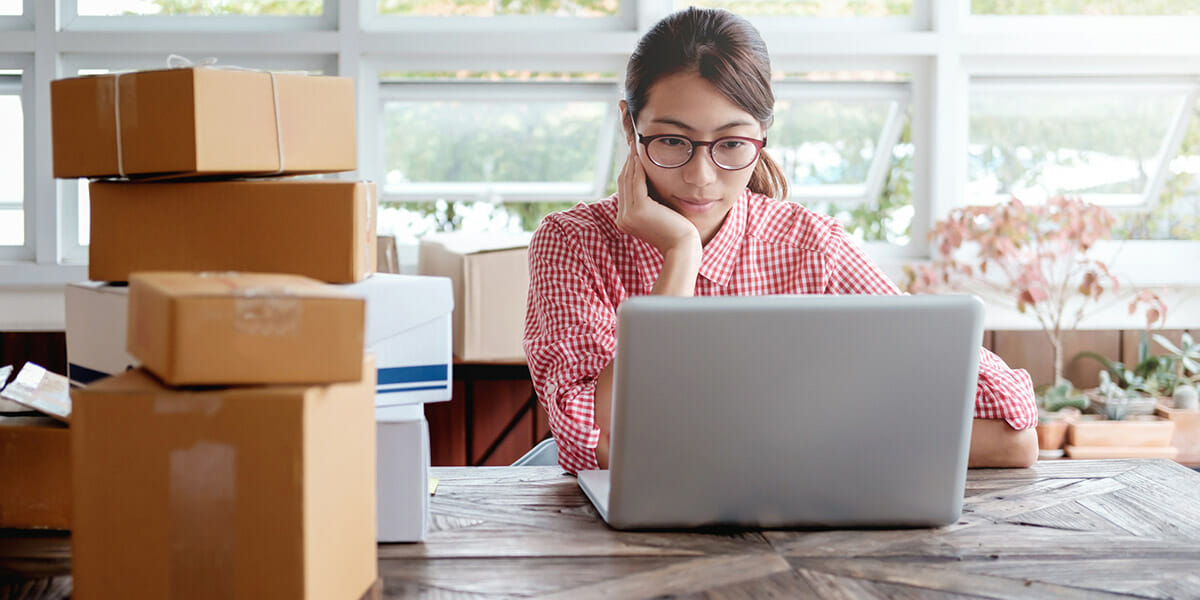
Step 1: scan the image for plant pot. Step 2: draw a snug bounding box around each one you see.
[1064,415,1178,459]
[1036,420,1069,453]
[1155,404,1200,467]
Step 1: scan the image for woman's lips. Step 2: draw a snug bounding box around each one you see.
[673,197,720,213]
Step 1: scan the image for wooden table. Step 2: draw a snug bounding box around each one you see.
[4,459,1200,599]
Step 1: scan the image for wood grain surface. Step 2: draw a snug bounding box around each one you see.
[2,459,1198,599]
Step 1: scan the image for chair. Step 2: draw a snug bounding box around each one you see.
[511,437,558,466]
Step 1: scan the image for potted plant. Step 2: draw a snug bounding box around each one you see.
[1150,332,1200,466]
[1034,381,1085,458]
[905,196,1166,386]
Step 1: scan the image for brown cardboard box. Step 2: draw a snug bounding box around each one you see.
[0,416,70,530]
[88,180,377,284]
[417,232,530,362]
[51,68,355,179]
[71,357,378,600]
[128,272,365,386]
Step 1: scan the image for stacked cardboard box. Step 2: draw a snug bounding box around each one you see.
[50,67,452,563]
[49,66,385,598]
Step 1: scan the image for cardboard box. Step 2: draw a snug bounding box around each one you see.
[70,357,378,600]
[417,232,531,362]
[0,416,70,530]
[88,180,376,284]
[341,274,453,406]
[128,272,365,386]
[65,282,139,386]
[376,404,429,542]
[51,68,355,179]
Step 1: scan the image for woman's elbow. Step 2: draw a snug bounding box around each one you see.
[969,420,1039,468]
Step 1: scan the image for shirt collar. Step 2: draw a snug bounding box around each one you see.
[697,189,749,287]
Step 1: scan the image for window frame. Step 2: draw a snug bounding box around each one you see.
[3,0,1200,303]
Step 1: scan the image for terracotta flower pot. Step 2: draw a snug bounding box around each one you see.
[1036,420,1069,455]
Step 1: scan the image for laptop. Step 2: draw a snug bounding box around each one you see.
[578,293,984,530]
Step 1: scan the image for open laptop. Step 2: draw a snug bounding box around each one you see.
[578,293,984,530]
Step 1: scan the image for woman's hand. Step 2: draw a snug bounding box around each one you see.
[615,143,700,255]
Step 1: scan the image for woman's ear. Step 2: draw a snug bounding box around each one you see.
[619,100,635,146]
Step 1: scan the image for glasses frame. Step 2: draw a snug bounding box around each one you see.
[635,131,767,171]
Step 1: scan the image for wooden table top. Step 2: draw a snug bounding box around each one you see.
[3,459,1199,599]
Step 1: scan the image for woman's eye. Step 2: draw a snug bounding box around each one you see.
[719,140,746,150]
[661,137,689,147]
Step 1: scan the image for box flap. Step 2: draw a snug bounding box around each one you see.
[131,271,352,300]
[67,281,130,297]
[341,274,453,347]
[420,231,532,256]
[0,363,71,422]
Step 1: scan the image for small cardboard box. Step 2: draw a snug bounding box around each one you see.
[0,416,70,530]
[341,273,453,406]
[128,272,365,386]
[65,281,140,386]
[70,357,378,600]
[417,232,531,363]
[88,180,377,284]
[51,68,355,179]
[376,404,429,542]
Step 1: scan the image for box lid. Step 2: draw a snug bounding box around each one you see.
[419,231,532,255]
[67,281,130,297]
[341,274,453,347]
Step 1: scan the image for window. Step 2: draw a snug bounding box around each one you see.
[0,76,22,247]
[5,0,1200,296]
[679,0,912,17]
[379,73,617,239]
[971,0,1200,16]
[968,79,1190,208]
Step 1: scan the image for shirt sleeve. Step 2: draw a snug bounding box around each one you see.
[523,217,617,474]
[822,225,1038,430]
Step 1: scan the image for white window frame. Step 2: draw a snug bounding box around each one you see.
[2,0,1200,318]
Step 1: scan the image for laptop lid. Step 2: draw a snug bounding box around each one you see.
[600,294,983,530]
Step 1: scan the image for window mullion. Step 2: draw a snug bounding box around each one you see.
[1143,86,1199,210]
[862,99,907,207]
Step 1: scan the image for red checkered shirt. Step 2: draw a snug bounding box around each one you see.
[523,190,1038,474]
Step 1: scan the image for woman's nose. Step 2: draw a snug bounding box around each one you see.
[681,147,719,187]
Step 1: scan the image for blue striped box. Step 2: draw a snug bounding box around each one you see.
[342,274,454,406]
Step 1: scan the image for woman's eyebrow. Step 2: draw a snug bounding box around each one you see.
[650,118,757,132]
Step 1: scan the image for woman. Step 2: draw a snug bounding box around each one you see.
[523,7,1038,474]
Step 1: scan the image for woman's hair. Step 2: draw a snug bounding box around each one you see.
[625,7,788,200]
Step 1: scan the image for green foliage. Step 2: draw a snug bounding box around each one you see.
[377,0,617,17]
[146,0,321,16]
[1071,331,1185,399]
[1037,380,1089,413]
[972,0,1200,15]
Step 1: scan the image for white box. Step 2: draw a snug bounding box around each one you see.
[65,282,139,386]
[376,404,429,543]
[341,274,454,406]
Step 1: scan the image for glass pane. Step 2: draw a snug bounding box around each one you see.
[77,0,322,16]
[377,0,617,17]
[805,113,913,245]
[972,0,1200,16]
[0,94,23,246]
[770,98,890,193]
[383,98,607,190]
[381,70,618,83]
[968,86,1183,207]
[379,199,576,242]
[678,0,912,17]
[0,0,21,16]
[1115,99,1200,240]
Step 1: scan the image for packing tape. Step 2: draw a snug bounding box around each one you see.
[169,438,236,598]
[365,183,377,280]
[197,273,304,337]
[110,56,287,177]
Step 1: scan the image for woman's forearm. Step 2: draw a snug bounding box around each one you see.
[968,418,1038,468]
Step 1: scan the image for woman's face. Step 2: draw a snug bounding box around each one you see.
[627,71,765,243]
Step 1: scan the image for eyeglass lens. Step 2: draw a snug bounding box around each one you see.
[646,136,759,170]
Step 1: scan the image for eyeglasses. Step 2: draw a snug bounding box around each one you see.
[635,128,766,171]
